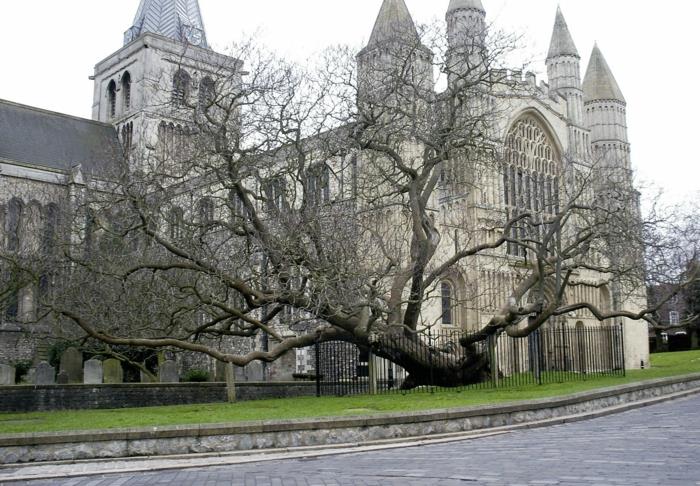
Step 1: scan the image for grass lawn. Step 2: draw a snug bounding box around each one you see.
[1,350,699,435]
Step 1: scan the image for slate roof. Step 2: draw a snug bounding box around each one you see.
[583,44,626,103]
[447,0,485,13]
[368,0,420,47]
[547,6,579,59]
[0,99,124,177]
[126,0,208,48]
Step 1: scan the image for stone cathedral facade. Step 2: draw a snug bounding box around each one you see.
[0,0,649,373]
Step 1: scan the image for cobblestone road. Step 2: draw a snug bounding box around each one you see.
[9,394,700,486]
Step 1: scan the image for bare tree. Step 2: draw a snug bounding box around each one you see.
[2,23,698,387]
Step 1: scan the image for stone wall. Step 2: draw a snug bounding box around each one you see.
[0,382,316,412]
[1,375,699,464]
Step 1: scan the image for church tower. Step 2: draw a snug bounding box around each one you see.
[546,7,588,158]
[356,0,434,108]
[91,0,240,168]
[445,0,487,88]
[582,44,630,178]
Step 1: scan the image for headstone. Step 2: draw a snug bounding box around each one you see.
[24,368,35,384]
[35,362,55,385]
[140,370,157,383]
[159,360,179,383]
[0,364,15,385]
[103,359,123,384]
[83,359,103,384]
[215,360,226,382]
[243,361,264,382]
[59,347,83,383]
[56,370,69,384]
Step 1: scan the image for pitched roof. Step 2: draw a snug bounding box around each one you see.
[583,44,626,103]
[547,6,579,59]
[368,0,420,46]
[125,0,208,48]
[447,0,485,14]
[0,99,124,177]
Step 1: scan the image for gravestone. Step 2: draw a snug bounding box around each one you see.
[35,362,55,385]
[0,364,15,385]
[215,360,226,382]
[59,347,83,383]
[140,370,157,383]
[83,359,103,384]
[24,368,35,384]
[159,360,179,383]
[56,370,69,384]
[244,361,264,382]
[103,359,123,384]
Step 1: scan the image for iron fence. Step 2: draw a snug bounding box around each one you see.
[313,324,625,397]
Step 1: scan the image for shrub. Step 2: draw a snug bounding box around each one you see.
[183,369,210,382]
[13,360,32,383]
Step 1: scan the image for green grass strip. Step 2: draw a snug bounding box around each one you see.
[1,350,699,435]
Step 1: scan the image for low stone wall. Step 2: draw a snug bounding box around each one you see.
[1,374,699,464]
[0,382,316,412]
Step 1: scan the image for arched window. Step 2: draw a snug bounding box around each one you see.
[172,69,191,106]
[197,198,214,225]
[169,207,184,240]
[306,164,331,206]
[107,80,117,118]
[84,209,97,256]
[503,115,561,257]
[229,189,249,220]
[42,204,59,255]
[3,282,18,321]
[122,71,132,111]
[6,198,22,252]
[441,281,454,326]
[199,76,215,111]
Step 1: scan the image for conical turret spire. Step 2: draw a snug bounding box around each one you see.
[124,0,208,48]
[583,44,626,103]
[547,6,579,59]
[367,0,420,46]
[447,0,485,14]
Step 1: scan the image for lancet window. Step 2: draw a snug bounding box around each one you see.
[441,281,455,326]
[172,69,191,106]
[107,80,117,119]
[122,71,132,111]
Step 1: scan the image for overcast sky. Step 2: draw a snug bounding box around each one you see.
[1,0,698,206]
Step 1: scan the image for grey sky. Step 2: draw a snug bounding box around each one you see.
[1,0,697,206]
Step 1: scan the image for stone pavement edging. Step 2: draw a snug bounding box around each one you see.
[1,374,700,466]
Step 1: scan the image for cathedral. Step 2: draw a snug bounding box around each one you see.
[0,0,649,375]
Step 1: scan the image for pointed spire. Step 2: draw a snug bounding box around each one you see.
[583,44,626,103]
[447,0,485,14]
[124,0,208,48]
[547,6,579,59]
[367,0,420,46]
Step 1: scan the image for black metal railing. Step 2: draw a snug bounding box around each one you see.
[314,324,625,397]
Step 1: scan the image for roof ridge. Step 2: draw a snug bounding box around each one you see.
[0,98,115,128]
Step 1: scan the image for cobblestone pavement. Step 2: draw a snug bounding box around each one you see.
[8,394,700,486]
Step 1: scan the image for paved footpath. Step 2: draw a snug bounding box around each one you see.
[6,394,700,486]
